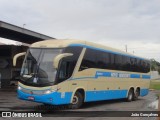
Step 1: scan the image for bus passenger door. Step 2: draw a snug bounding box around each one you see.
[56,58,75,103]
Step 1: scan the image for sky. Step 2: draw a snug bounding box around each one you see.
[0,0,160,62]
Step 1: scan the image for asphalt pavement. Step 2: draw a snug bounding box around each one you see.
[0,87,159,120]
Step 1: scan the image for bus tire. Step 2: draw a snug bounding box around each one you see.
[69,91,83,109]
[126,89,134,102]
[133,88,140,101]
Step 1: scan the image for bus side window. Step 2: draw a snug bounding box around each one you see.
[57,58,75,82]
[79,48,150,73]
[79,48,97,71]
[56,46,83,83]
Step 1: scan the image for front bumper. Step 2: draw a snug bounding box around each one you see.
[17,90,72,105]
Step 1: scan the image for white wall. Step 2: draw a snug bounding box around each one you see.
[151,71,160,80]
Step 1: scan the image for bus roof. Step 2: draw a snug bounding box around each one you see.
[31,39,149,60]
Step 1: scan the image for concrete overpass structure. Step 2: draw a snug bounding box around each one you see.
[0,21,54,44]
[0,21,54,88]
[0,42,5,45]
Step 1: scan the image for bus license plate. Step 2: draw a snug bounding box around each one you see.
[28,96,34,101]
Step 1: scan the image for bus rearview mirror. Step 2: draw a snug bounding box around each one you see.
[53,53,73,69]
[13,52,26,66]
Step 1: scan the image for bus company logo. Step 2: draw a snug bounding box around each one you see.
[119,73,130,78]
[2,112,11,117]
[111,72,118,77]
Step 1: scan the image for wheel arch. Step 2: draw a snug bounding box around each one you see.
[126,86,135,97]
[70,87,86,103]
[135,87,140,95]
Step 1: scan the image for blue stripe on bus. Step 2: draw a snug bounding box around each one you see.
[142,75,151,79]
[17,90,72,105]
[70,71,150,80]
[69,44,148,60]
[69,77,96,80]
[95,71,111,78]
[130,74,141,78]
[85,89,128,102]
[85,88,149,102]
[17,88,149,105]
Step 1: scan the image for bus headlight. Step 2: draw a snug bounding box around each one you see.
[44,90,52,94]
[44,88,59,94]
[18,86,22,90]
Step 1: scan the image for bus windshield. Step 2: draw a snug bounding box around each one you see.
[20,48,63,86]
[20,46,83,87]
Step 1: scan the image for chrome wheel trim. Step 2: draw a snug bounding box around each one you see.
[129,92,132,100]
[72,96,78,104]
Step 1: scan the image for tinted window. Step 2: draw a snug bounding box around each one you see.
[79,48,97,71]
[0,49,11,57]
[56,46,83,83]
[115,54,123,70]
[80,48,150,73]
[96,51,108,69]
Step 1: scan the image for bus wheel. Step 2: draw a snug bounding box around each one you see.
[133,88,140,101]
[69,91,83,109]
[127,89,134,102]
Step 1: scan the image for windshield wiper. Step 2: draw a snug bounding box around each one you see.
[35,50,44,78]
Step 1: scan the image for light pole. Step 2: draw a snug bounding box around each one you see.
[125,45,128,53]
[23,24,26,28]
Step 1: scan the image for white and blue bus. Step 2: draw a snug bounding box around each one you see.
[13,39,151,109]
